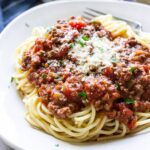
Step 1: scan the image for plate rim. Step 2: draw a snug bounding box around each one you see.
[1,0,150,39]
[0,0,150,149]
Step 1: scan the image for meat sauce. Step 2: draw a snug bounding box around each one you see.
[22,16,150,129]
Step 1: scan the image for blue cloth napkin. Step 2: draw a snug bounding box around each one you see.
[0,0,42,31]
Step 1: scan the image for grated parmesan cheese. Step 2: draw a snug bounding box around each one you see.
[68,34,124,73]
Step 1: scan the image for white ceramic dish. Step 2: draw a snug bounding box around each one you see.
[0,0,150,150]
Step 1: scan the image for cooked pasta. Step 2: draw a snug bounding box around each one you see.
[14,15,150,142]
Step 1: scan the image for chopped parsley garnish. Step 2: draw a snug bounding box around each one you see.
[82,35,90,41]
[55,76,60,79]
[79,39,84,47]
[42,74,47,79]
[61,85,64,91]
[115,83,120,90]
[70,68,73,72]
[99,47,104,52]
[11,77,15,83]
[69,43,74,48]
[78,92,87,99]
[124,98,134,104]
[91,20,98,24]
[25,23,30,28]
[129,67,136,73]
[75,38,85,47]
[47,61,52,66]
[11,77,18,85]
[55,144,59,147]
[111,57,119,63]
[60,60,64,66]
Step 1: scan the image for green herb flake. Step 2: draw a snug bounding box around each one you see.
[59,60,64,66]
[61,85,64,91]
[70,68,73,72]
[115,83,120,90]
[129,67,136,73]
[69,43,74,48]
[124,98,134,104]
[42,74,47,79]
[111,57,119,63]
[79,40,84,47]
[11,77,14,83]
[55,144,59,147]
[82,35,90,41]
[99,47,104,52]
[75,38,85,47]
[47,61,52,66]
[91,20,98,24]
[55,76,59,79]
[78,92,87,99]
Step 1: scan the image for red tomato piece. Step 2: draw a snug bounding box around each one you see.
[69,20,86,30]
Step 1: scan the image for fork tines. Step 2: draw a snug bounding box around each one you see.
[83,8,106,20]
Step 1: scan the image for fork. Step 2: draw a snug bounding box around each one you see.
[83,8,143,32]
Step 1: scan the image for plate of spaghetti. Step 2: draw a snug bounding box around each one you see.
[0,0,150,150]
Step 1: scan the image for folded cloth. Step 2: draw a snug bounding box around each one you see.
[0,0,42,31]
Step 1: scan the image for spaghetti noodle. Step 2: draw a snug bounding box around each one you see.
[14,15,150,142]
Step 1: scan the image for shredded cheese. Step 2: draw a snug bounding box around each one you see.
[68,34,124,73]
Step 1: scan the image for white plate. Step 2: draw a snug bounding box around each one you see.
[0,0,150,150]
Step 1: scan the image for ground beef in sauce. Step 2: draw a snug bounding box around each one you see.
[22,16,150,129]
